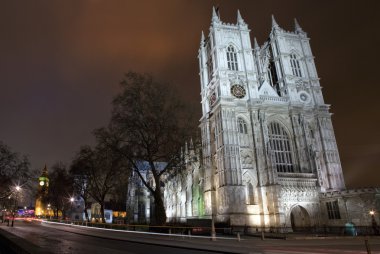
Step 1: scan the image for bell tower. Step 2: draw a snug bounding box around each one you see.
[35,165,49,217]
[198,8,346,228]
[199,8,259,225]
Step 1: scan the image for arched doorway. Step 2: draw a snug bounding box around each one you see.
[290,205,311,231]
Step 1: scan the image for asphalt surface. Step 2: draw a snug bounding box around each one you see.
[1,220,380,254]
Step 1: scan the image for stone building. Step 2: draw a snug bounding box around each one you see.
[127,8,380,230]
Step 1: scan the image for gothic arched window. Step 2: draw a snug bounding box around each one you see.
[227,45,238,71]
[248,182,255,204]
[268,122,294,173]
[290,54,302,77]
[238,118,248,134]
[238,118,249,147]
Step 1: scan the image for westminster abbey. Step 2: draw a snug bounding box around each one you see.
[127,8,379,230]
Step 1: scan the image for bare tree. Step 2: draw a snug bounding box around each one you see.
[0,141,30,203]
[72,132,129,223]
[47,162,74,218]
[70,150,92,222]
[110,72,197,225]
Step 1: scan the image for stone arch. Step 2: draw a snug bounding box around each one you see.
[242,170,258,205]
[289,49,302,58]
[290,205,311,231]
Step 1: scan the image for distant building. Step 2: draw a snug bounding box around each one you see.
[128,8,380,231]
[35,165,53,217]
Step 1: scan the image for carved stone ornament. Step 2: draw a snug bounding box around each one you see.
[209,92,216,107]
[298,91,311,103]
[231,84,246,98]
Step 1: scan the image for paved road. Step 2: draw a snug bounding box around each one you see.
[1,220,380,254]
[0,220,226,254]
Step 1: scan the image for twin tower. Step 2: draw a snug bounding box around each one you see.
[198,8,345,227]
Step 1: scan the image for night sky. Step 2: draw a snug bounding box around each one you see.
[0,0,379,188]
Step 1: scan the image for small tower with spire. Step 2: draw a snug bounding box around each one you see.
[35,165,50,217]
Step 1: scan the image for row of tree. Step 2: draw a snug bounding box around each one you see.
[47,72,197,225]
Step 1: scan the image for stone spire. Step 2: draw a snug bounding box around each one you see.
[294,18,305,34]
[254,37,260,50]
[271,14,279,29]
[212,6,220,22]
[41,164,48,176]
[200,31,205,46]
[237,9,245,25]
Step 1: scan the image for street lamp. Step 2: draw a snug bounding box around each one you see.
[369,210,379,235]
[47,203,51,220]
[10,185,21,227]
[69,197,75,221]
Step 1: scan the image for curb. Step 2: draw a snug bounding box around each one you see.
[41,222,247,254]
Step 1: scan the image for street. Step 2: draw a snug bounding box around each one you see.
[0,220,225,254]
[0,220,379,254]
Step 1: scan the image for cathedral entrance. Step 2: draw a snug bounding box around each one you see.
[290,205,311,231]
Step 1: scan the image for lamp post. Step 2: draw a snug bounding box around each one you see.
[370,210,379,235]
[47,203,51,220]
[11,185,21,227]
[70,197,75,221]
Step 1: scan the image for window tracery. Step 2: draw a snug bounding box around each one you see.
[290,54,302,77]
[268,122,294,172]
[227,45,238,71]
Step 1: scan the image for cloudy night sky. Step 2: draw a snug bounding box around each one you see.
[0,0,379,188]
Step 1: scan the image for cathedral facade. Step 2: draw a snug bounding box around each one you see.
[128,8,379,230]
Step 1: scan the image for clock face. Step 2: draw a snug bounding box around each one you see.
[39,181,45,186]
[230,84,246,98]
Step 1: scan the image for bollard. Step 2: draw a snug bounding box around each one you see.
[237,232,241,242]
[261,230,265,241]
[188,230,191,238]
[365,239,371,254]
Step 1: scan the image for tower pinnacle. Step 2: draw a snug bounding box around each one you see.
[237,9,245,25]
[294,18,304,34]
[200,31,205,46]
[254,37,260,50]
[271,14,279,28]
[212,6,220,22]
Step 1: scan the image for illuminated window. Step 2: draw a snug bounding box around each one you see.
[290,54,302,77]
[227,46,238,71]
[268,122,294,172]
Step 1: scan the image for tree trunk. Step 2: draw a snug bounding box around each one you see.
[100,203,105,223]
[153,188,166,226]
[84,206,90,222]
